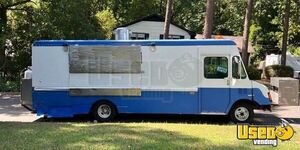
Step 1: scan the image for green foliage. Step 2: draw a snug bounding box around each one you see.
[0,0,299,86]
[96,9,117,39]
[106,0,161,25]
[172,0,206,33]
[213,0,246,35]
[250,45,266,64]
[250,0,300,65]
[265,65,294,79]
[0,77,20,92]
[288,45,300,56]
[1,0,106,84]
[251,0,282,45]
[246,65,262,80]
[39,0,104,39]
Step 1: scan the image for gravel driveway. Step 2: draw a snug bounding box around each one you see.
[0,93,299,128]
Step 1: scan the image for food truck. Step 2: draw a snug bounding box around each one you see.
[23,39,272,123]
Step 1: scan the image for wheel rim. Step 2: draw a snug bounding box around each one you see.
[97,104,111,119]
[234,106,249,121]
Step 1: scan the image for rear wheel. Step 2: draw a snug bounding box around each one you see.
[92,101,116,122]
[230,103,253,123]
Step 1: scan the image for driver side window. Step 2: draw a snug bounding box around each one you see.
[204,57,228,79]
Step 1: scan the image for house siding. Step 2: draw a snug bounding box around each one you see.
[126,21,191,39]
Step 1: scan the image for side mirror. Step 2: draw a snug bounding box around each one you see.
[233,56,241,63]
[233,56,242,79]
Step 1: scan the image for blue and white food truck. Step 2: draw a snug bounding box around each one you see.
[25,39,272,123]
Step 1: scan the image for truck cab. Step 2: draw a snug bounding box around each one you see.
[197,45,272,122]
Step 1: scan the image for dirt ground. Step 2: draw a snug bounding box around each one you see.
[0,93,299,128]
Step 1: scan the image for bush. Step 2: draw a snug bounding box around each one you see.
[0,78,20,92]
[265,65,294,79]
[246,65,262,80]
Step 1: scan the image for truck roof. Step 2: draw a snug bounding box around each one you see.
[33,39,236,47]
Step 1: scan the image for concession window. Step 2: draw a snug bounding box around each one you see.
[69,46,142,73]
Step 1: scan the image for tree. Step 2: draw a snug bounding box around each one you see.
[95,9,117,39]
[108,0,160,25]
[281,0,291,66]
[203,0,215,39]
[213,0,246,35]
[43,0,104,39]
[172,0,206,33]
[0,0,32,71]
[1,0,106,81]
[241,0,254,67]
[163,0,173,39]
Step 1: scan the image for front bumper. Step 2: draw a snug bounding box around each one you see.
[260,105,272,112]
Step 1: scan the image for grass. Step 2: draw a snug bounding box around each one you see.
[0,122,299,150]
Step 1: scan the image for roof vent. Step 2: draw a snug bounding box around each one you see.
[114,28,130,40]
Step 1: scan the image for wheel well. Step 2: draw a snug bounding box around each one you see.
[90,100,118,114]
[230,99,259,112]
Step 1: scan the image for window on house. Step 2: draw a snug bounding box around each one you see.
[130,32,149,40]
[204,57,228,79]
[159,34,184,39]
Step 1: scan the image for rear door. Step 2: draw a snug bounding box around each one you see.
[199,55,231,114]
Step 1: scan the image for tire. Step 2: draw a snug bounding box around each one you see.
[92,101,116,122]
[230,103,254,123]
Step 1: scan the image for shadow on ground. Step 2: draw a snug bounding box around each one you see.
[35,113,290,126]
[35,114,231,124]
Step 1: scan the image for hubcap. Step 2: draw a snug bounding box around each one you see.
[97,104,111,119]
[234,106,249,121]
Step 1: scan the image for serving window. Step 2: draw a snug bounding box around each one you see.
[69,46,142,73]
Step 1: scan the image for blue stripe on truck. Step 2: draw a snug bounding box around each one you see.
[32,88,270,118]
[33,90,199,117]
[32,40,236,47]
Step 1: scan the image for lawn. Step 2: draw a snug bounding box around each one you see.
[0,122,299,150]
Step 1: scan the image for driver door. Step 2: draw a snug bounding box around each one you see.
[200,55,231,114]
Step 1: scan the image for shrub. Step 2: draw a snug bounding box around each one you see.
[246,65,262,80]
[265,65,294,79]
[0,78,20,92]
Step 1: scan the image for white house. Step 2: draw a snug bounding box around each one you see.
[114,14,196,40]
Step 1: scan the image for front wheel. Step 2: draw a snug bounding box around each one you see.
[92,101,116,122]
[230,104,254,123]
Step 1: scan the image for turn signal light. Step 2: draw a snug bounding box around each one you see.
[268,92,272,102]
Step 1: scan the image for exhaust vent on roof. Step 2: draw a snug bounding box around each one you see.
[114,28,130,40]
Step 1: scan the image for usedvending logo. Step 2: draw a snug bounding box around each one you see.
[237,120,295,146]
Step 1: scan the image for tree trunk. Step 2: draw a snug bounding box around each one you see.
[281,0,290,66]
[0,0,31,74]
[241,0,254,67]
[203,0,215,39]
[163,0,173,39]
[0,8,7,69]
